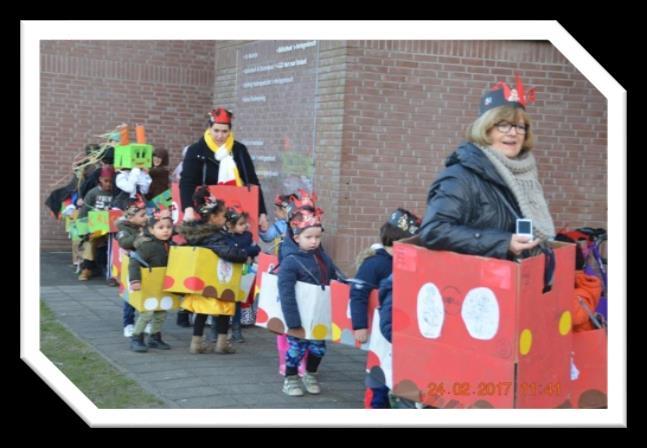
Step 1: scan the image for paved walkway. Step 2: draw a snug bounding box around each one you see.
[40,251,367,408]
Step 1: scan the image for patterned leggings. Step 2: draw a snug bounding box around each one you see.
[285,335,326,374]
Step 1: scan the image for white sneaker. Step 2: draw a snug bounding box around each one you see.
[282,376,304,397]
[144,322,152,334]
[123,324,134,338]
[301,372,321,394]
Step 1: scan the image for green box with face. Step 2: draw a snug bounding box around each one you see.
[114,144,153,169]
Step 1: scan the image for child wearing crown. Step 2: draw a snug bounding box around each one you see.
[176,187,254,354]
[350,208,421,408]
[128,211,174,352]
[219,205,260,343]
[277,191,340,397]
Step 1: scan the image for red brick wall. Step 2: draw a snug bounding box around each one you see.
[40,41,216,249]
[42,40,608,278]
[331,40,607,274]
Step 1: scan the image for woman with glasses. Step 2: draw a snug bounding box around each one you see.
[418,76,554,259]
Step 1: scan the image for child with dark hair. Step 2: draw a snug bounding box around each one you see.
[128,213,174,352]
[77,166,115,281]
[221,207,260,343]
[146,147,171,201]
[115,204,149,338]
[349,208,421,408]
[176,187,253,354]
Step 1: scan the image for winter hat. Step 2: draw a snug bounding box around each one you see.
[99,165,115,179]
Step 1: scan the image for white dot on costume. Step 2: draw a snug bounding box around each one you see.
[346,301,351,319]
[461,287,499,340]
[144,298,158,311]
[416,282,444,339]
[160,296,174,310]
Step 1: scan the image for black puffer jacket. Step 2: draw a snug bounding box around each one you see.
[419,142,522,260]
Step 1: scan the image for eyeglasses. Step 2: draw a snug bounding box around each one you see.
[494,121,529,135]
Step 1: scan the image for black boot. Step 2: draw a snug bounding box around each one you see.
[176,310,191,328]
[147,332,171,350]
[130,333,148,353]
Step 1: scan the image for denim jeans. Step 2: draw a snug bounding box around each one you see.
[123,301,136,327]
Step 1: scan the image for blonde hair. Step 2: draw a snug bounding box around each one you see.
[466,106,535,152]
[354,246,376,271]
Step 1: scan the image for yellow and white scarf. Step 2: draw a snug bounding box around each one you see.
[204,129,243,186]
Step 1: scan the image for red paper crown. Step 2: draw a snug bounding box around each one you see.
[289,207,323,233]
[291,189,317,210]
[208,108,232,125]
[480,73,536,115]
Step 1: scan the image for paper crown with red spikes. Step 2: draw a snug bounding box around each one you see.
[479,74,536,116]
[208,108,233,125]
[287,189,324,234]
[286,189,318,218]
[289,207,324,234]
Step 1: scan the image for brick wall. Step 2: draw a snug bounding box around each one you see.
[332,40,607,274]
[42,40,607,278]
[40,41,216,249]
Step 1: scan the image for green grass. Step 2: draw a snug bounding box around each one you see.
[40,301,166,409]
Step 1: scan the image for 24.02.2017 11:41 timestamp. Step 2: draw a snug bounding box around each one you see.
[425,382,562,397]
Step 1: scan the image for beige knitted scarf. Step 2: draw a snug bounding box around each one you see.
[478,145,556,241]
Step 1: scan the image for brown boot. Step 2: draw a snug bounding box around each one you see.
[215,334,236,354]
[189,336,214,354]
[78,268,92,281]
[189,335,204,354]
[200,337,215,353]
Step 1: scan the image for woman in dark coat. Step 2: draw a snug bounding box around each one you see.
[419,76,554,259]
[179,108,268,230]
